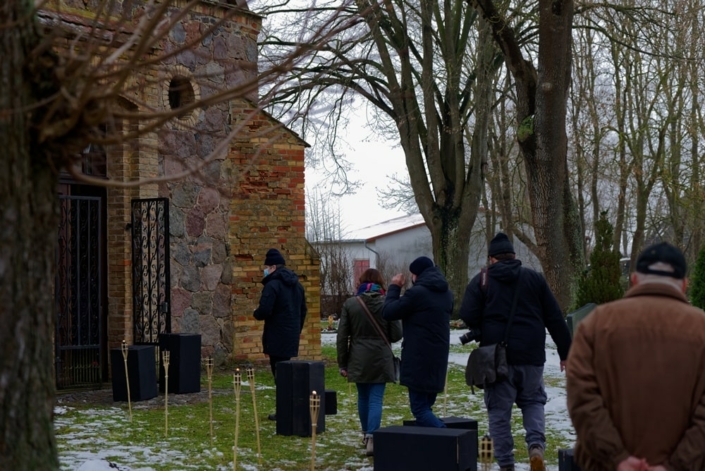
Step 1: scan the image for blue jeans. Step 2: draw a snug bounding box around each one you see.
[484,365,547,467]
[408,389,446,428]
[357,383,386,435]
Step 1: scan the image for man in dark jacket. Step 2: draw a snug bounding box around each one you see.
[253,248,307,420]
[459,233,571,471]
[382,256,452,427]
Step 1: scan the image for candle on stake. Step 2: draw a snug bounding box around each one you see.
[205,357,214,446]
[246,366,261,464]
[309,390,321,471]
[443,369,449,417]
[479,434,494,471]
[120,340,132,422]
[162,350,171,437]
[233,369,242,471]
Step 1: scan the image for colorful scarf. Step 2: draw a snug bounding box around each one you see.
[356,283,385,296]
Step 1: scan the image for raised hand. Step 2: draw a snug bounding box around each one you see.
[391,273,406,287]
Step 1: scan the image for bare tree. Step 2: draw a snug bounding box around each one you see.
[0,0,350,467]
[470,0,585,311]
[256,0,502,315]
[306,188,354,317]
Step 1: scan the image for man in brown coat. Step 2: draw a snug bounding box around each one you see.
[566,242,705,471]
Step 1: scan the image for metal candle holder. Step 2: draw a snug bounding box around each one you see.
[162,350,171,437]
[120,340,132,422]
[479,434,494,471]
[205,357,214,446]
[309,390,321,471]
[233,369,242,471]
[246,366,262,464]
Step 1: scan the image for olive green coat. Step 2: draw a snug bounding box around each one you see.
[336,292,403,383]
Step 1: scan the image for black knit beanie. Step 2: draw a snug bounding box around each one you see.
[264,248,286,266]
[488,233,515,257]
[409,256,434,275]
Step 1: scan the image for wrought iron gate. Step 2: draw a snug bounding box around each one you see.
[55,195,103,389]
[131,198,171,344]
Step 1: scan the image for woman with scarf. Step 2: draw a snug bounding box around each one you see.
[336,268,403,456]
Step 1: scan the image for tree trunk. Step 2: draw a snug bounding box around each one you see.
[430,209,473,318]
[472,0,582,312]
[0,1,60,468]
[529,0,581,312]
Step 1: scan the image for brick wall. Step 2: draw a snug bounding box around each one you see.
[228,103,321,363]
[52,0,322,368]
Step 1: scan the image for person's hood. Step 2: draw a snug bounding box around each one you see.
[414,266,449,292]
[262,266,299,286]
[359,291,385,309]
[488,259,523,283]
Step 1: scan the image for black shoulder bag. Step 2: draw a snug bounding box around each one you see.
[464,269,523,393]
[356,296,401,382]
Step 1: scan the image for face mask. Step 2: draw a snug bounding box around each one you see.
[263,268,270,277]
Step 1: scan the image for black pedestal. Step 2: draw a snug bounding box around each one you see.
[403,416,478,431]
[158,333,201,394]
[374,425,477,471]
[559,448,582,471]
[325,389,337,415]
[275,361,325,436]
[110,345,157,402]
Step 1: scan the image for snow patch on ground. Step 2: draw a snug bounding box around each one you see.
[63,332,574,470]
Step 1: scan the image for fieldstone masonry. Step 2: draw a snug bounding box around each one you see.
[54,0,322,373]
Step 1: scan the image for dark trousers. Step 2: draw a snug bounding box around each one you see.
[484,365,547,466]
[408,389,446,428]
[269,355,291,378]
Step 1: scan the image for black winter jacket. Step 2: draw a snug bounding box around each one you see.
[337,293,403,384]
[382,266,452,393]
[459,259,571,366]
[254,266,307,358]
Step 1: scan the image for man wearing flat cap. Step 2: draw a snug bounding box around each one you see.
[382,256,453,427]
[459,233,572,471]
[254,248,307,420]
[567,242,705,471]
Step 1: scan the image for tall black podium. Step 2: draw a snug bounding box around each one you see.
[158,333,201,394]
[275,361,325,436]
[110,345,158,402]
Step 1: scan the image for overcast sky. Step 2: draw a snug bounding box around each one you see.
[305,105,408,233]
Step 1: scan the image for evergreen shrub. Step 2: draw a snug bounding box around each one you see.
[690,244,705,309]
[575,211,624,308]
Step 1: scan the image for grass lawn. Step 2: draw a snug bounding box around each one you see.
[56,336,575,470]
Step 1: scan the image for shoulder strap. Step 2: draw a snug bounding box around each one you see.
[502,268,524,346]
[480,267,489,293]
[356,296,393,351]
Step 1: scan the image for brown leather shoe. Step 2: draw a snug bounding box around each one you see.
[529,445,546,471]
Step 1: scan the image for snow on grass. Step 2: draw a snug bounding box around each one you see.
[61,331,574,470]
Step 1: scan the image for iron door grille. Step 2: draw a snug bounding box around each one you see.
[131,198,171,344]
[55,196,103,389]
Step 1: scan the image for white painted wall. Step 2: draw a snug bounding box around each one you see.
[314,215,544,295]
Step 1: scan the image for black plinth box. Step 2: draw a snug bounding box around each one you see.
[559,448,582,471]
[403,416,478,431]
[325,389,337,415]
[275,361,325,436]
[374,425,477,471]
[158,333,201,394]
[110,345,158,402]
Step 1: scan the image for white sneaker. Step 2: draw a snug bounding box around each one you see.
[365,435,374,457]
